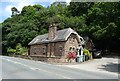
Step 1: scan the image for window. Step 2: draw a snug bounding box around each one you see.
[73,48,75,51]
[69,47,76,52]
[43,47,46,55]
[59,46,63,51]
[33,47,37,55]
[69,47,72,51]
[43,48,46,52]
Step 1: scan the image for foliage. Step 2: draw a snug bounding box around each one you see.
[11,7,20,16]
[83,48,91,58]
[15,43,27,55]
[86,2,120,51]
[2,2,120,55]
[46,15,60,24]
[7,43,27,55]
[7,48,16,54]
[68,2,94,16]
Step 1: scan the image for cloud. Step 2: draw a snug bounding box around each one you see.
[1,1,35,22]
[50,0,71,5]
[5,5,13,15]
[4,2,34,16]
[16,2,34,11]
[1,1,51,22]
[66,0,71,5]
[1,0,53,2]
[1,0,71,22]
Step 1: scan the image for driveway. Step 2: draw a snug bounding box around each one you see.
[57,57,119,76]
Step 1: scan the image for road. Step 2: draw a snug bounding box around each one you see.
[0,56,118,79]
[57,57,119,75]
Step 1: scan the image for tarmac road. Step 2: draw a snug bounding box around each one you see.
[0,56,118,79]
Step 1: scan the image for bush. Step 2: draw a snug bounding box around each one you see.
[83,48,91,58]
[7,48,16,54]
[15,43,27,55]
[7,43,28,55]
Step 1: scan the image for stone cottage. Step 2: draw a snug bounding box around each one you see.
[28,24,84,62]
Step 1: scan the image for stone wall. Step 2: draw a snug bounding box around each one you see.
[30,42,65,56]
[30,56,66,63]
[29,42,66,62]
[30,44,47,57]
[29,33,79,63]
[64,33,79,57]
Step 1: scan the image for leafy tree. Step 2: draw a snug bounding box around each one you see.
[68,2,94,16]
[2,2,120,55]
[11,7,19,16]
[87,2,120,51]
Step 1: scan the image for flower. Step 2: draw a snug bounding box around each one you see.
[67,52,76,59]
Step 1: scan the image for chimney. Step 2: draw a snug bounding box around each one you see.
[48,23,57,40]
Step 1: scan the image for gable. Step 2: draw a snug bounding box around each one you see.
[67,33,79,43]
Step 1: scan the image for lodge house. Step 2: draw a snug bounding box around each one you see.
[28,24,85,62]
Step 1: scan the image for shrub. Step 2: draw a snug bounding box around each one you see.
[83,48,91,58]
[15,43,27,55]
[7,43,28,55]
[7,48,16,54]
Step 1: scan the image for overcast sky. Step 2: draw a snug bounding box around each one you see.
[0,0,71,23]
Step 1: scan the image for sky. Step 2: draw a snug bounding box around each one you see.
[0,0,71,23]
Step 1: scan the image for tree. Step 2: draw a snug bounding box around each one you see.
[68,2,94,16]
[11,7,19,16]
[2,2,120,55]
[87,2,120,51]
[46,15,60,24]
